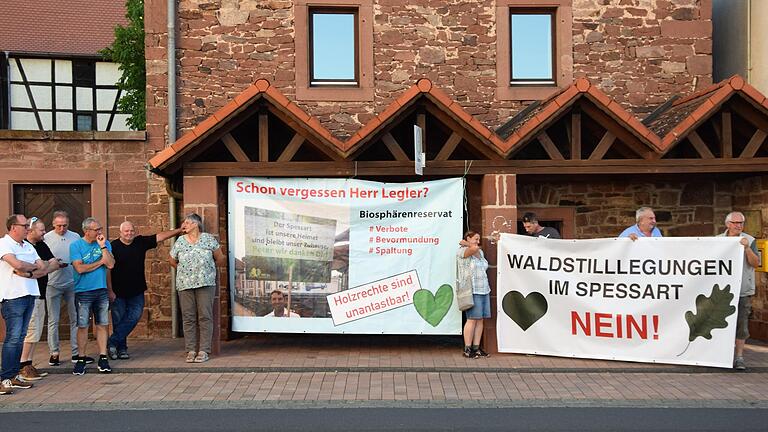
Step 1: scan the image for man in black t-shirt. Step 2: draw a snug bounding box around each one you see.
[20,218,62,381]
[107,221,182,360]
[522,212,561,239]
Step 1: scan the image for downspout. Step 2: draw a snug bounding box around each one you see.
[167,0,178,338]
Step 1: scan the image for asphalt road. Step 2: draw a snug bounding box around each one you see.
[2,407,766,432]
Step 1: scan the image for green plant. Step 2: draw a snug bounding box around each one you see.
[100,0,145,130]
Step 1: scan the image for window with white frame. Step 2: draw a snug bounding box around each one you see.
[1,56,129,131]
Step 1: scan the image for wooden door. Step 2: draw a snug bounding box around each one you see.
[12,184,91,236]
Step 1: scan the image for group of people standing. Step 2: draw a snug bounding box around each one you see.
[456,208,760,371]
[1,211,224,395]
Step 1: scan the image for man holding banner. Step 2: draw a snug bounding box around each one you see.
[718,211,760,371]
[619,207,662,240]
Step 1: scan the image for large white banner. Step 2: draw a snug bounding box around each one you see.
[228,178,463,334]
[497,234,745,368]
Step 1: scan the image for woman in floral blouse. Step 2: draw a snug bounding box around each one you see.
[169,213,225,363]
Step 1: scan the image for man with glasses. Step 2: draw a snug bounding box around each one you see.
[70,217,115,375]
[44,210,90,366]
[718,211,760,371]
[0,214,57,395]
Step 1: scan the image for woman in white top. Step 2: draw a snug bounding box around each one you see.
[457,231,491,359]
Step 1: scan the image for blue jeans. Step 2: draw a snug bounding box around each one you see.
[108,294,144,351]
[75,289,110,327]
[46,283,79,356]
[1,295,35,380]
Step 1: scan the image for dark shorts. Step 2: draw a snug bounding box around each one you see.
[736,295,751,340]
[465,293,491,319]
[75,288,110,327]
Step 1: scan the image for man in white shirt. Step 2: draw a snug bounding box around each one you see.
[44,210,87,366]
[1,214,58,395]
[264,290,300,317]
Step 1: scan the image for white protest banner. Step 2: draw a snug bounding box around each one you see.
[228,178,463,334]
[496,234,744,368]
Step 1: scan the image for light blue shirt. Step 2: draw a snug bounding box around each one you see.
[70,238,111,293]
[619,224,662,238]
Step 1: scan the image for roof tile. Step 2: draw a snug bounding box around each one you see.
[740,82,766,106]
[265,86,291,108]
[234,85,262,106]
[170,131,197,153]
[213,100,242,122]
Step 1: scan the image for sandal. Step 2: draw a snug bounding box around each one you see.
[185,351,196,363]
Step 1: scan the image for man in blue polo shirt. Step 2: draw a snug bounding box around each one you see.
[619,207,663,240]
[70,217,114,375]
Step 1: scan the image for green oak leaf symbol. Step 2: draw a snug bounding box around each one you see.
[502,291,548,331]
[413,284,453,327]
[684,283,736,342]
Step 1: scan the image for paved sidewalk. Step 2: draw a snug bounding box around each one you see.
[2,335,767,411]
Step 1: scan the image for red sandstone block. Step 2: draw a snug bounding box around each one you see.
[660,20,712,38]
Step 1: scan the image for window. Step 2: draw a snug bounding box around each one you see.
[2,57,129,131]
[295,0,373,101]
[309,8,358,86]
[496,0,573,100]
[510,10,555,85]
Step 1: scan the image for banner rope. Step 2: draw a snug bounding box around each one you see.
[462,160,472,233]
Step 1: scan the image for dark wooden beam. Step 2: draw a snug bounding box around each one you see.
[731,97,768,132]
[588,131,616,160]
[382,132,410,161]
[435,132,462,161]
[536,131,565,160]
[184,158,768,177]
[687,130,715,159]
[722,111,732,158]
[571,111,582,160]
[424,104,503,160]
[258,111,269,162]
[740,129,767,158]
[580,103,657,160]
[221,133,250,162]
[277,133,306,162]
[267,106,344,161]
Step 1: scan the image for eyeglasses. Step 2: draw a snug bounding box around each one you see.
[86,226,103,231]
[10,223,28,229]
[727,220,745,225]
[28,217,38,229]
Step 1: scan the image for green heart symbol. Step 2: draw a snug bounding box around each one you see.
[413,284,453,327]
[502,291,548,331]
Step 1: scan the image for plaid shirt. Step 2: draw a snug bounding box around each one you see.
[457,247,491,295]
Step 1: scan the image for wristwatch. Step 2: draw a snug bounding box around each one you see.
[27,271,33,278]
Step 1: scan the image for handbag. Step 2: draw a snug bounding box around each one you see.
[456,249,475,311]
